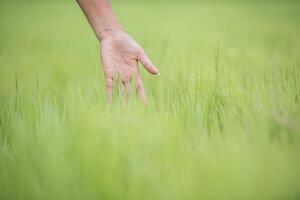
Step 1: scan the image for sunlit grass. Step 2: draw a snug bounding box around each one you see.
[0,1,300,199]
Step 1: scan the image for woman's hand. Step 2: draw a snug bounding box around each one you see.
[100,30,159,105]
[76,0,159,105]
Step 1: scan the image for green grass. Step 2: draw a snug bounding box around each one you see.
[1,1,300,199]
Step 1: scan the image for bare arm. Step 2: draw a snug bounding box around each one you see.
[76,0,121,40]
[76,0,159,105]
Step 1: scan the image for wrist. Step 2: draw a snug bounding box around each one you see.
[98,27,123,41]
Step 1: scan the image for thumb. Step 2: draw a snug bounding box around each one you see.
[138,52,160,75]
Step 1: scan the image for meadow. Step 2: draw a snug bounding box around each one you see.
[0,1,300,199]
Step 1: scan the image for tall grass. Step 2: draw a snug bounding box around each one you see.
[0,1,300,199]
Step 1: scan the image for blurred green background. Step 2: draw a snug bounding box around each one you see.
[0,1,300,199]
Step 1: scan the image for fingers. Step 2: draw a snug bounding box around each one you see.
[105,72,133,104]
[136,69,148,106]
[121,80,132,98]
[138,52,160,75]
[121,81,126,96]
[104,59,149,105]
[106,73,147,106]
[125,81,132,95]
[105,77,113,103]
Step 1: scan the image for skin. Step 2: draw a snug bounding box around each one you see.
[76,0,160,105]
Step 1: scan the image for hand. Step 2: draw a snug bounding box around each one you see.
[100,30,159,105]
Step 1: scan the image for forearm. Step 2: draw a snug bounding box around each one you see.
[76,0,122,41]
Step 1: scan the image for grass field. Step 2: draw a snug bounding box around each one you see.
[1,1,300,199]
